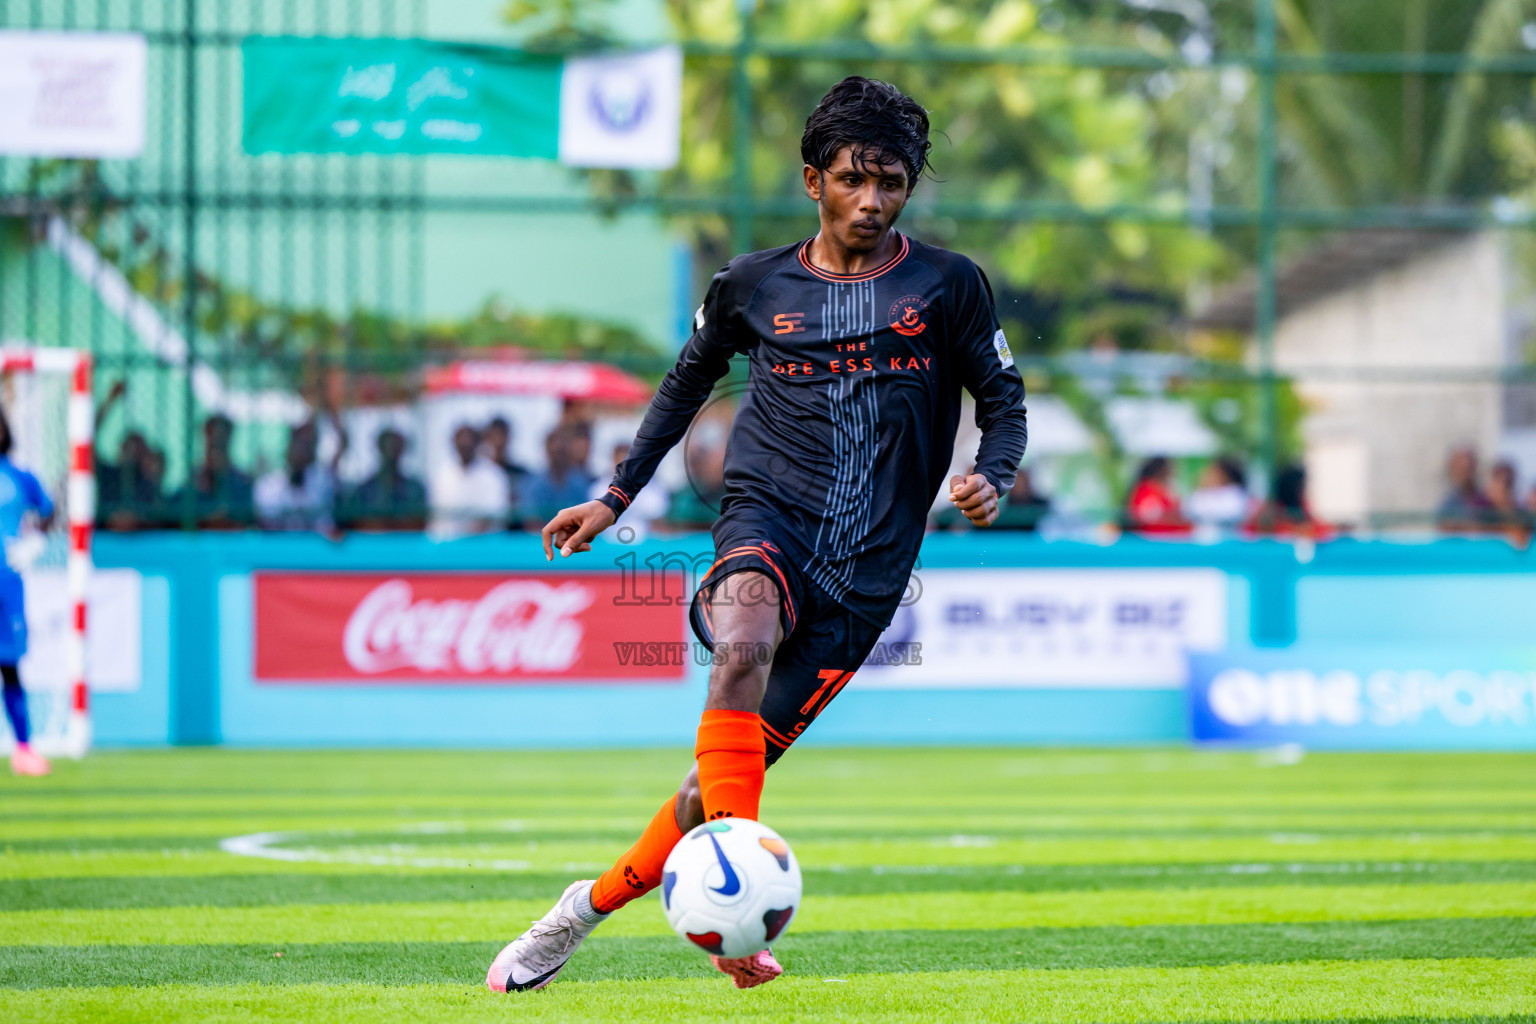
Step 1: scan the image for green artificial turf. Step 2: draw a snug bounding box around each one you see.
[1,747,1533,1022]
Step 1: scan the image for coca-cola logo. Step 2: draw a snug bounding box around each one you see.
[341,578,595,675]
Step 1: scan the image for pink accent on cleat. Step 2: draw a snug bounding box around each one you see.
[10,745,49,777]
[485,880,604,993]
[709,948,783,989]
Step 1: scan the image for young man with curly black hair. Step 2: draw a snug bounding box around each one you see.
[488,75,1028,993]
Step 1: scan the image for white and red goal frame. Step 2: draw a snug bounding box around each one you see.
[1,346,94,758]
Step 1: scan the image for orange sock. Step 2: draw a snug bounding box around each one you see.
[591,794,686,914]
[695,708,766,821]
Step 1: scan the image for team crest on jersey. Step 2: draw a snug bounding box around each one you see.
[888,294,929,337]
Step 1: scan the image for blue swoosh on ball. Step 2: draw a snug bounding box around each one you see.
[706,832,741,896]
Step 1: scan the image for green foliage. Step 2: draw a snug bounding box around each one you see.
[20,161,672,391]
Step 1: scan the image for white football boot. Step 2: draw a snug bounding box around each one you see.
[486,879,608,992]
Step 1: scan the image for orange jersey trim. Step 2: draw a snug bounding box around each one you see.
[760,720,796,749]
[797,234,909,283]
[606,485,632,508]
[699,544,798,632]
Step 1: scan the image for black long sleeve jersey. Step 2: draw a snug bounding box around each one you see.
[598,233,1029,629]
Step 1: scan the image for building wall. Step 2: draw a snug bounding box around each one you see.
[1273,234,1506,523]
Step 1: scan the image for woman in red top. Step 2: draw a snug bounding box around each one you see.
[1126,456,1192,536]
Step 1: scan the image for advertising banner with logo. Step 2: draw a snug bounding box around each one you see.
[243,38,680,167]
[857,569,1227,688]
[557,46,680,169]
[1190,648,1536,749]
[0,31,147,157]
[254,572,688,683]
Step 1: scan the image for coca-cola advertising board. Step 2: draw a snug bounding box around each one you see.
[254,572,687,683]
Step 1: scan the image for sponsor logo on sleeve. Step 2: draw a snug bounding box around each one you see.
[993,328,1014,368]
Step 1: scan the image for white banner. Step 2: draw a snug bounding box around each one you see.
[0,31,147,158]
[558,46,680,169]
[20,568,142,693]
[858,569,1228,689]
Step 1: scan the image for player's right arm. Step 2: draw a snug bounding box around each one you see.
[542,267,744,560]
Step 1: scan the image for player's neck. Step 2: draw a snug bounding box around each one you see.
[805,228,901,276]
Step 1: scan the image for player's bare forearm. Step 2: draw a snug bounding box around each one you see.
[541,500,617,560]
[948,473,1000,528]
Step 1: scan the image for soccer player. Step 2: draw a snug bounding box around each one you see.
[0,407,56,776]
[487,76,1028,992]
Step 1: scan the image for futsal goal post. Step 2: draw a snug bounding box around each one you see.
[0,344,94,759]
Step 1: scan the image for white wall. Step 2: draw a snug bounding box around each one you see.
[1272,233,1507,523]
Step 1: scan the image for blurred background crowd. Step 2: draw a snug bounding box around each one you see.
[93,377,1536,547]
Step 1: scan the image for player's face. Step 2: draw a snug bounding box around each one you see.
[804,147,912,254]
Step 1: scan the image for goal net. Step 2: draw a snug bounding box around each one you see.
[0,346,93,759]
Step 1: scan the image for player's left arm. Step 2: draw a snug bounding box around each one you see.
[950,260,1028,528]
[23,470,55,532]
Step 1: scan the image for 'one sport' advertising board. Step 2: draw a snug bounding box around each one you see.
[254,572,688,683]
[1190,648,1536,748]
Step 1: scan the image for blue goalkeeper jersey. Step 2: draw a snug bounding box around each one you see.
[0,457,53,543]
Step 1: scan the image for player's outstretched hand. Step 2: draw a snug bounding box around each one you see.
[542,500,617,560]
[948,473,999,528]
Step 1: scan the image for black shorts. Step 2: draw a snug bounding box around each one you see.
[688,516,886,766]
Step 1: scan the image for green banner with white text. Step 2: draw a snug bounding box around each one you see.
[242,36,561,157]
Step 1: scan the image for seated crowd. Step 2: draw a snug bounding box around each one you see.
[94,387,1536,544]
[96,408,1061,536]
[97,411,616,535]
[1122,455,1332,540]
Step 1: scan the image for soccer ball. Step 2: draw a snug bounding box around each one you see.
[660,818,802,959]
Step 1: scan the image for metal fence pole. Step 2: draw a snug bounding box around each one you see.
[731,0,756,258]
[179,0,198,530]
[1255,0,1280,494]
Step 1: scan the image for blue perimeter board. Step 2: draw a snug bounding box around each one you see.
[89,531,1536,748]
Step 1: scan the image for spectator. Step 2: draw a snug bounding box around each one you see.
[429,424,510,537]
[96,430,155,530]
[521,422,596,527]
[1125,456,1191,536]
[483,416,532,506]
[1437,446,1491,532]
[992,467,1052,531]
[1186,456,1251,535]
[255,414,346,532]
[589,442,667,539]
[1483,460,1532,547]
[663,441,726,530]
[339,428,428,532]
[1244,463,1333,540]
[181,414,255,528]
[933,465,1050,532]
[139,446,172,528]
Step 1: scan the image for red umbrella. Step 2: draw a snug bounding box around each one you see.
[423,359,653,405]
